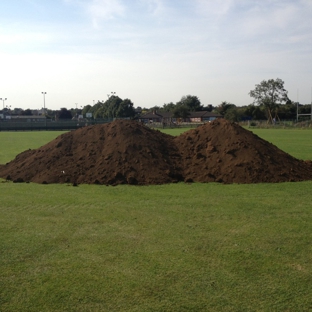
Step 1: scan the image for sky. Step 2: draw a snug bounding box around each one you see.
[0,0,311,111]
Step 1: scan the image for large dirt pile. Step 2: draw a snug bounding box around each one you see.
[0,119,311,185]
[0,120,182,185]
[175,119,312,183]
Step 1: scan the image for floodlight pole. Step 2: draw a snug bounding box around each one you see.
[0,97,7,109]
[42,92,47,128]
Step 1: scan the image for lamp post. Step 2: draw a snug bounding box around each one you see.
[41,92,47,128]
[41,92,47,114]
[0,98,7,109]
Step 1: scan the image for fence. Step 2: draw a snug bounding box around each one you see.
[239,120,312,129]
[0,119,112,131]
[144,121,205,129]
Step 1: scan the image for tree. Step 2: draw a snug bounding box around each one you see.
[57,108,73,119]
[107,95,123,118]
[91,101,105,118]
[148,106,161,113]
[217,101,236,116]
[173,105,190,119]
[277,100,296,119]
[244,104,266,120]
[82,105,92,117]
[93,96,135,119]
[224,107,242,122]
[249,78,289,123]
[176,95,202,111]
[116,99,135,118]
[21,109,33,116]
[203,104,214,112]
[162,102,176,112]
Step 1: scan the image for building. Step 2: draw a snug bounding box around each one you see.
[139,110,222,124]
[1,115,47,122]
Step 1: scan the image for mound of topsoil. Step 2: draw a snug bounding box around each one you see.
[0,119,311,185]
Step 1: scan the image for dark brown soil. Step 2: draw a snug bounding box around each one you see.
[175,119,312,183]
[0,119,312,185]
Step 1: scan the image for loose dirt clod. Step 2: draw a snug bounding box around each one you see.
[0,119,311,185]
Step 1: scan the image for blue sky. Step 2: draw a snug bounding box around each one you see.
[0,0,311,110]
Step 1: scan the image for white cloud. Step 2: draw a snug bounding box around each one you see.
[189,0,312,54]
[63,0,125,28]
[238,3,298,36]
[86,0,125,27]
[139,0,165,16]
[195,0,234,17]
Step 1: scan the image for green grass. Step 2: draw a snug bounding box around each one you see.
[159,127,192,136]
[1,128,312,311]
[158,126,312,161]
[250,128,312,161]
[0,131,65,164]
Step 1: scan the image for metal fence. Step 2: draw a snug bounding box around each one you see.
[0,119,112,131]
[3,118,312,131]
[239,120,312,129]
[144,122,205,129]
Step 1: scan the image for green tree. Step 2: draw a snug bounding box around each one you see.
[277,101,296,119]
[162,102,176,112]
[93,96,135,119]
[203,104,214,112]
[173,105,190,119]
[217,101,236,116]
[224,107,242,122]
[244,104,266,120]
[92,101,105,118]
[107,96,123,118]
[57,108,73,119]
[249,78,289,123]
[116,99,135,118]
[176,95,202,111]
[21,109,33,116]
[82,105,92,117]
[149,106,161,113]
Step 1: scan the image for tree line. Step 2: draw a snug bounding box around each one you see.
[145,78,310,123]
[3,78,310,122]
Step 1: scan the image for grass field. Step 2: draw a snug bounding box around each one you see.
[0,131,65,164]
[250,128,312,161]
[1,127,312,311]
[160,126,312,161]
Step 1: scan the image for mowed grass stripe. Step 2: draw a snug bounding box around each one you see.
[1,182,311,310]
